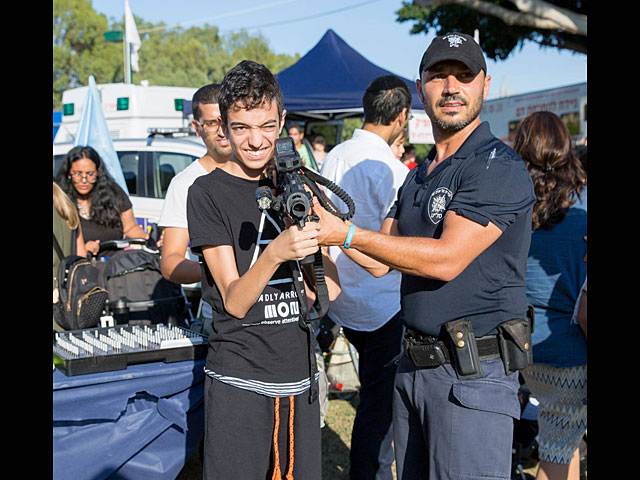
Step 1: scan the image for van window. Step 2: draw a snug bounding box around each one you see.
[153,152,198,198]
[118,152,142,195]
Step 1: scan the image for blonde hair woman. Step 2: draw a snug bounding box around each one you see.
[53,181,87,330]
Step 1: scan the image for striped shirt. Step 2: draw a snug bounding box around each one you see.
[205,368,319,397]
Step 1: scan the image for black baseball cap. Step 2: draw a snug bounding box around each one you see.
[419,32,487,77]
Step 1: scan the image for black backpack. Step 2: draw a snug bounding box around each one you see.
[98,245,188,327]
[53,232,108,330]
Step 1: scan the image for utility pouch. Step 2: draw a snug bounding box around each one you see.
[443,318,483,380]
[497,318,533,375]
[405,340,447,368]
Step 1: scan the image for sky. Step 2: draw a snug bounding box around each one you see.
[92,0,587,100]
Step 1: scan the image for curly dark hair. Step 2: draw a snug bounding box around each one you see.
[218,60,283,125]
[54,146,124,231]
[512,111,586,231]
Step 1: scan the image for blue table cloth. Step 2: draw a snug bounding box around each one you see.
[53,358,205,480]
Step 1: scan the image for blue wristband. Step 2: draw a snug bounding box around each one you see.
[343,225,356,249]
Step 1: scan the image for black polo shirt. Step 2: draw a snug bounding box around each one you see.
[386,122,536,337]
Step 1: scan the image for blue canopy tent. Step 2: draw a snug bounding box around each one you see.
[276,29,423,121]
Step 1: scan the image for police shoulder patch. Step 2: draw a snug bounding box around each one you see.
[427,187,453,225]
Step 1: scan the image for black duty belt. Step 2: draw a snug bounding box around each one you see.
[403,327,500,367]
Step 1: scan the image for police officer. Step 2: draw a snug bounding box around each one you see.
[314,32,536,479]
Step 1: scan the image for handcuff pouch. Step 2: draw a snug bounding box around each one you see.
[497,318,533,375]
[443,318,483,380]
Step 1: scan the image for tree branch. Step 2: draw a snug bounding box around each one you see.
[535,32,587,54]
[413,0,586,35]
[510,0,586,35]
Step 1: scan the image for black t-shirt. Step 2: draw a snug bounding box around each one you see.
[187,168,310,383]
[387,122,536,337]
[80,184,132,243]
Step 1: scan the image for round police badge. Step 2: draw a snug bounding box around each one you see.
[427,187,452,224]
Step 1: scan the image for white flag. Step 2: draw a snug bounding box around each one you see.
[124,0,142,72]
[75,76,129,195]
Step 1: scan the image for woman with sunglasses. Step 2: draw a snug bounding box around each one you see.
[55,145,148,257]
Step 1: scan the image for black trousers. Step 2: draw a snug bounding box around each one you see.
[203,376,321,480]
[342,311,404,480]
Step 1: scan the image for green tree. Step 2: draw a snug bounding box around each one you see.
[53,0,122,108]
[53,1,300,109]
[396,0,587,62]
[131,25,219,88]
[223,31,300,75]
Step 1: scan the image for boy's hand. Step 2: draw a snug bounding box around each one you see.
[269,220,320,263]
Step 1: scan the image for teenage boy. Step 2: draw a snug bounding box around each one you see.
[187,60,340,480]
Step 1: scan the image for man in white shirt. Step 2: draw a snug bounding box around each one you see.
[319,75,411,480]
[159,84,232,334]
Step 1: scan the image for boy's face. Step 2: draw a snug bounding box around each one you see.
[223,98,285,177]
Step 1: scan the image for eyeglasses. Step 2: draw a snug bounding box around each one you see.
[195,119,221,132]
[69,171,98,183]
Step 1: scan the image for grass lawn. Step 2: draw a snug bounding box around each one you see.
[319,394,367,479]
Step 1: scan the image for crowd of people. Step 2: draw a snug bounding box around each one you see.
[53,31,587,480]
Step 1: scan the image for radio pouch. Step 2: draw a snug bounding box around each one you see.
[443,318,483,380]
[497,318,533,375]
[406,340,447,368]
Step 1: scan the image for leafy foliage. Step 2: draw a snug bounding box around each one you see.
[53,0,300,109]
[395,0,587,64]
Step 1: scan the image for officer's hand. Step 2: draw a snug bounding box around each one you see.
[312,197,350,247]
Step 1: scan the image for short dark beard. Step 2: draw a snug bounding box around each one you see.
[428,93,483,132]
